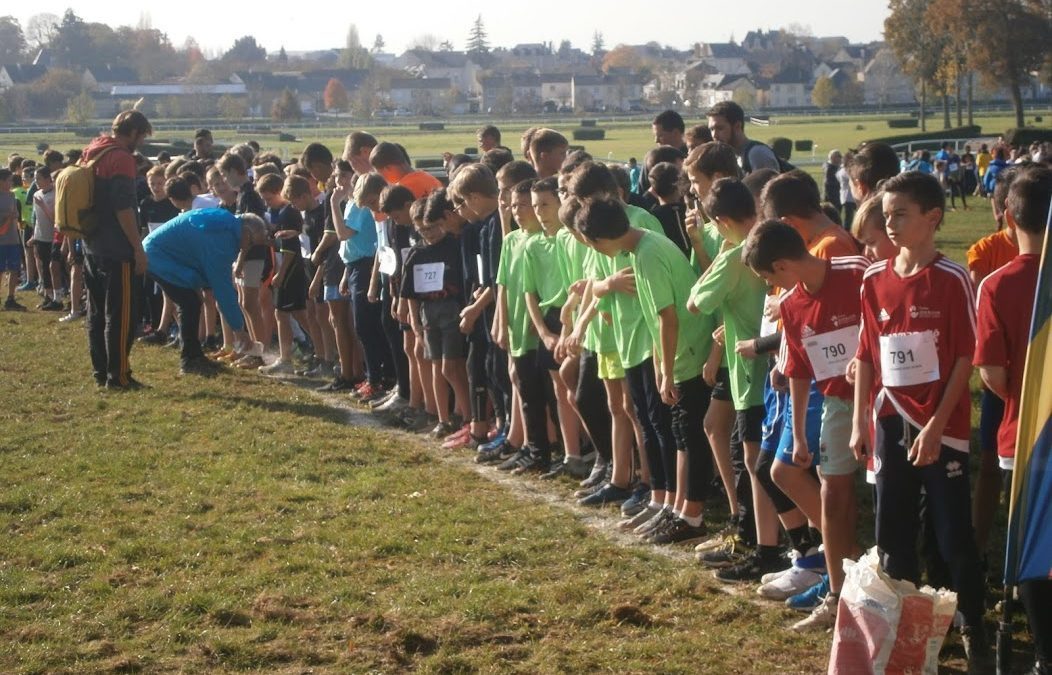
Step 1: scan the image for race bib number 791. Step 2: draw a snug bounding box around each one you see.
[879,331,939,387]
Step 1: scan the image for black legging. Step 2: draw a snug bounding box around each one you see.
[575,351,612,462]
[380,291,409,398]
[153,277,203,365]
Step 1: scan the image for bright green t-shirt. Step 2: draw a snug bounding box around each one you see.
[689,221,724,276]
[581,246,614,354]
[605,205,665,369]
[633,230,713,384]
[12,187,31,226]
[522,228,567,311]
[496,228,540,357]
[688,242,767,409]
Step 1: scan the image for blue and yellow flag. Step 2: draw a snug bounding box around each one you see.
[1004,208,1052,586]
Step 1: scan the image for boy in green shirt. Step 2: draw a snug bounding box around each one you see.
[579,196,718,546]
[495,179,554,475]
[566,161,679,536]
[688,177,786,580]
[523,177,590,477]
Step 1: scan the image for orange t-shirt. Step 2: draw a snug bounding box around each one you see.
[967,229,1018,282]
[397,170,442,199]
[806,224,861,261]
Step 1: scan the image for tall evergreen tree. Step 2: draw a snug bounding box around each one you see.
[466,15,489,56]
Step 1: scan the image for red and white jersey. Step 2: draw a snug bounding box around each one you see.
[780,256,869,401]
[856,253,976,452]
[974,254,1040,469]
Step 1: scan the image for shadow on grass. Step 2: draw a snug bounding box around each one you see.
[186,390,352,426]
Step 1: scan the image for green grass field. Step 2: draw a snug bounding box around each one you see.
[2,110,1050,166]
[0,197,1038,673]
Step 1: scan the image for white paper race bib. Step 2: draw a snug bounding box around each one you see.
[413,262,444,293]
[147,222,164,233]
[879,331,939,387]
[804,325,858,382]
[760,314,778,339]
[299,233,311,259]
[378,246,398,275]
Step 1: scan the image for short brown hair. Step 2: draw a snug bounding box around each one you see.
[218,153,247,176]
[380,184,416,213]
[566,161,617,199]
[282,174,312,200]
[369,142,410,170]
[146,164,167,179]
[881,171,945,225]
[685,142,739,179]
[685,124,713,148]
[112,110,152,137]
[165,177,191,202]
[255,173,284,195]
[761,170,821,220]
[529,129,568,161]
[520,127,539,160]
[451,163,498,199]
[1007,166,1052,235]
[495,160,536,188]
[847,142,900,193]
[343,131,378,161]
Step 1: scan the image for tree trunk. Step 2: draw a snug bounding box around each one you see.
[956,72,963,128]
[942,92,951,130]
[920,81,927,132]
[1010,78,1025,129]
[967,72,974,127]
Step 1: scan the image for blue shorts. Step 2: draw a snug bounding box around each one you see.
[762,377,823,466]
[323,284,348,302]
[0,244,21,272]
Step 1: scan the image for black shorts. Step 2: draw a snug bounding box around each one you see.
[536,307,562,371]
[274,267,308,312]
[735,405,766,443]
[421,299,466,360]
[711,367,732,402]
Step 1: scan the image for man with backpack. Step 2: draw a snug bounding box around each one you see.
[75,110,153,389]
[706,101,784,175]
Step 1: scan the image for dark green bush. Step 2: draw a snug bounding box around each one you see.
[769,137,792,160]
[794,140,813,152]
[419,122,445,131]
[572,128,606,141]
[1005,127,1052,146]
[887,118,919,129]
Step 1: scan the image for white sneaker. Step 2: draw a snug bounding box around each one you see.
[369,388,399,410]
[791,594,838,632]
[758,566,824,601]
[618,505,660,532]
[374,393,408,413]
[760,564,795,585]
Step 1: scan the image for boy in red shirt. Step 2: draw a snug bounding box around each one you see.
[744,221,869,630]
[973,166,1051,674]
[850,171,988,667]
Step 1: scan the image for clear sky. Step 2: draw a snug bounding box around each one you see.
[12,2,892,57]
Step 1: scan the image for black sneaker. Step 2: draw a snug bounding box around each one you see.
[316,377,357,392]
[498,447,531,472]
[574,482,604,499]
[41,298,64,311]
[180,356,221,377]
[578,482,633,507]
[714,552,786,583]
[511,450,551,475]
[539,461,565,480]
[647,518,708,545]
[498,442,518,460]
[105,377,146,391]
[138,331,169,345]
[3,297,27,311]
[475,443,512,464]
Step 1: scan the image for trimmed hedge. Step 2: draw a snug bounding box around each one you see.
[277,132,296,142]
[581,119,597,127]
[463,147,479,155]
[419,122,445,131]
[794,140,813,152]
[572,128,606,141]
[862,125,982,147]
[769,137,792,160]
[415,158,446,169]
[1005,127,1052,146]
[887,118,919,129]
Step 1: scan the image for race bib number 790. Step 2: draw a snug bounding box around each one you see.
[879,331,940,387]
[804,325,858,382]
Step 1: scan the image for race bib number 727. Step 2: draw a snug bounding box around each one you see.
[879,331,939,387]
